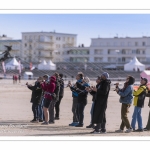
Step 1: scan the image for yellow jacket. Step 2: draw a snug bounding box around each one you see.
[133,85,147,107]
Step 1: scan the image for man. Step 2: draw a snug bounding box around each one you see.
[26,77,43,123]
[91,72,111,134]
[55,73,64,120]
[131,77,148,132]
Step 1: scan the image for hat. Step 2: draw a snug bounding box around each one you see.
[50,76,56,82]
[141,77,148,84]
[84,77,90,83]
[101,72,109,79]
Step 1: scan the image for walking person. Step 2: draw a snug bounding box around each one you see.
[115,75,135,133]
[86,76,102,128]
[91,72,111,134]
[68,72,84,126]
[131,77,148,132]
[40,76,56,125]
[18,74,21,83]
[55,73,64,120]
[26,77,43,123]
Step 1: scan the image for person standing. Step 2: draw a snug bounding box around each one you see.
[18,74,21,83]
[26,77,43,123]
[13,75,15,84]
[91,72,111,134]
[55,73,64,120]
[115,76,135,133]
[40,76,56,125]
[131,77,148,132]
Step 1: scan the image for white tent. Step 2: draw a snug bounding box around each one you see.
[5,57,20,70]
[38,60,47,70]
[23,72,33,79]
[46,60,56,70]
[124,56,145,71]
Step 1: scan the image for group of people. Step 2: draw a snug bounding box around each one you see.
[26,71,150,134]
[13,74,21,84]
[26,73,64,125]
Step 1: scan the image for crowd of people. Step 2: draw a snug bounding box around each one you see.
[26,71,150,134]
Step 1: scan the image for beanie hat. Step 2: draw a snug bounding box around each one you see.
[101,72,109,79]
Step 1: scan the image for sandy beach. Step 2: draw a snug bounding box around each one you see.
[0,79,150,136]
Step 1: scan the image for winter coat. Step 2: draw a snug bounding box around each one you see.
[54,78,60,101]
[40,76,56,101]
[117,85,134,104]
[27,81,42,105]
[92,79,111,124]
[59,78,64,97]
[89,84,100,102]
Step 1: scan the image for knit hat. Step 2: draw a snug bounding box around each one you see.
[101,72,109,79]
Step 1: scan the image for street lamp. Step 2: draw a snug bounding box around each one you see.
[115,50,120,69]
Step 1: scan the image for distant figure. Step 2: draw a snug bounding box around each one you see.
[81,44,84,47]
[13,75,15,84]
[14,75,18,84]
[18,75,21,83]
[137,68,140,72]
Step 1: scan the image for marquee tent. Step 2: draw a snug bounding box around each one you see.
[5,57,20,70]
[124,56,145,71]
[38,60,47,70]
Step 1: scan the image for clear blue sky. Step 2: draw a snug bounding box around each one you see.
[0,14,150,46]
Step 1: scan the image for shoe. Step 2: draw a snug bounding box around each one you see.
[75,124,83,127]
[115,129,124,133]
[55,117,60,120]
[30,119,36,122]
[69,122,79,126]
[143,127,148,131]
[133,129,144,132]
[31,119,39,123]
[90,130,100,134]
[100,129,107,134]
[41,121,49,125]
[125,128,133,133]
[86,124,95,128]
[39,119,44,122]
[49,121,55,124]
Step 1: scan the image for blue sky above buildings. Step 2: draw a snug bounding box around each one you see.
[0,14,150,46]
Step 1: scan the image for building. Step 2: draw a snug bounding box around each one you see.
[21,31,77,63]
[63,36,150,64]
[0,35,21,58]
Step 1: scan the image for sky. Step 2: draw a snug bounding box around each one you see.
[1,14,150,46]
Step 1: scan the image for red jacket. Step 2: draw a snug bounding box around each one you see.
[40,76,56,100]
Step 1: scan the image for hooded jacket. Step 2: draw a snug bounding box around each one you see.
[40,76,56,100]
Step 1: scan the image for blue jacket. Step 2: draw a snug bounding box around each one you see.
[117,85,133,104]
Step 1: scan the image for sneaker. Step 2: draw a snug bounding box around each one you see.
[49,121,55,124]
[115,129,124,133]
[39,119,44,122]
[55,117,60,120]
[133,129,144,132]
[86,124,95,128]
[143,127,148,131]
[30,119,36,122]
[125,128,133,133]
[69,122,79,126]
[41,121,49,125]
[100,129,107,134]
[75,124,83,127]
[31,119,39,123]
[90,130,100,134]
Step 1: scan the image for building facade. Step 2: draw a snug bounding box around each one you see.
[21,31,77,63]
[63,36,150,64]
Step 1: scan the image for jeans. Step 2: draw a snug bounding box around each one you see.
[32,103,39,120]
[55,96,63,118]
[49,100,57,122]
[131,106,143,130]
[72,97,78,122]
[90,102,95,124]
[38,98,44,120]
[77,102,86,125]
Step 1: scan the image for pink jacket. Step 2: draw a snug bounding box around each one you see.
[40,76,56,100]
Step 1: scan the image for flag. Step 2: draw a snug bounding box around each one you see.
[2,61,6,73]
[30,62,32,70]
[18,60,21,74]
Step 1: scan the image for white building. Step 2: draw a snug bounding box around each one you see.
[63,36,150,64]
[21,31,77,63]
[0,36,22,58]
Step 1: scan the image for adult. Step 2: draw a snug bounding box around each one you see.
[55,73,64,120]
[40,76,56,125]
[18,74,21,83]
[91,72,111,134]
[131,77,148,132]
[26,77,43,123]
[115,75,135,133]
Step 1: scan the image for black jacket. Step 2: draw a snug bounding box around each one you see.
[59,78,64,97]
[54,79,60,101]
[92,79,111,124]
[27,81,42,105]
[89,84,100,102]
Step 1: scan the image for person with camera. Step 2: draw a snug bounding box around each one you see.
[48,72,60,124]
[115,76,135,133]
[68,72,84,126]
[26,77,43,123]
[90,72,111,134]
[131,77,148,132]
[40,76,56,125]
[86,76,102,129]
[55,73,64,120]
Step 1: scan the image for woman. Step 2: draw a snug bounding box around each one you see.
[115,75,135,133]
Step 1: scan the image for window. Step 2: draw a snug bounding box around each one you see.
[39,51,41,55]
[136,49,140,54]
[142,42,146,46]
[122,57,125,62]
[108,50,110,54]
[122,50,126,54]
[24,43,27,47]
[135,42,138,46]
[143,50,145,54]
